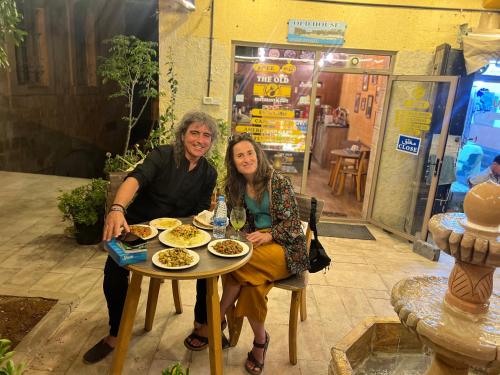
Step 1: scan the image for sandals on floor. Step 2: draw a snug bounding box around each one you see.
[245,332,270,375]
[83,339,115,364]
[184,320,230,351]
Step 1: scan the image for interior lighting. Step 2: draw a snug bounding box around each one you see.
[258,48,266,57]
[481,62,500,76]
[326,53,334,62]
[259,55,266,62]
[175,0,195,10]
[318,59,324,67]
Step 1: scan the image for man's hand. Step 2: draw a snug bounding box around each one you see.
[103,211,130,241]
[246,231,273,248]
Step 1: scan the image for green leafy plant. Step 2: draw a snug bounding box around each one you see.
[161,363,189,375]
[98,35,159,156]
[0,339,25,375]
[57,179,109,226]
[0,0,26,69]
[104,145,146,175]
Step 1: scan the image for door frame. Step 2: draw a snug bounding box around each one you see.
[366,75,459,241]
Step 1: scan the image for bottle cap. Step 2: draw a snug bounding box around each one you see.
[218,195,225,201]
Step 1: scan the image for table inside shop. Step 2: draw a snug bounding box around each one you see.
[108,218,253,375]
[330,147,370,193]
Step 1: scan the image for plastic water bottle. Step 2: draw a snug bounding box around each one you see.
[213,195,227,239]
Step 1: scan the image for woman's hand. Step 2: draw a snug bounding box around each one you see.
[246,231,273,248]
[103,211,130,241]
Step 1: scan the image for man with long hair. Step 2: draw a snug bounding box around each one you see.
[83,111,218,364]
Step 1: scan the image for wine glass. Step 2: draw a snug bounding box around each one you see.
[230,207,246,240]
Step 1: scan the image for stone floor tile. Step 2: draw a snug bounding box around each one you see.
[30,272,73,292]
[335,287,375,318]
[324,269,387,291]
[363,289,390,300]
[368,297,398,317]
[310,285,348,322]
[298,359,330,374]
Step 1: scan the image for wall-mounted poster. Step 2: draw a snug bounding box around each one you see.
[362,74,369,91]
[354,93,361,113]
[366,95,374,119]
[361,97,367,111]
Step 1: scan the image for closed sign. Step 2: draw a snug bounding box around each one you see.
[396,134,421,156]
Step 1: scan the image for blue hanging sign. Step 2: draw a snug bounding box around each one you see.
[396,134,421,156]
[287,19,346,45]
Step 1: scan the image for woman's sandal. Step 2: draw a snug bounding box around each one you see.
[183,320,230,351]
[245,332,270,375]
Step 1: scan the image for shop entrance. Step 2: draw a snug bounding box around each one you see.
[305,71,388,219]
[368,76,458,241]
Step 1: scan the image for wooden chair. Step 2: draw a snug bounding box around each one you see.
[227,195,325,365]
[106,172,183,327]
[328,140,361,187]
[338,150,370,201]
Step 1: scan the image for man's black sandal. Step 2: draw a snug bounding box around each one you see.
[83,339,114,364]
[184,331,231,351]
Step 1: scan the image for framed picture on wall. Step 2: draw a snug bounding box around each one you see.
[362,74,369,91]
[371,75,378,85]
[361,97,367,111]
[354,93,361,113]
[366,95,374,118]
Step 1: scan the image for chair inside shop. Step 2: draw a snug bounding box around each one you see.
[227,194,325,365]
[338,150,371,201]
[328,140,364,187]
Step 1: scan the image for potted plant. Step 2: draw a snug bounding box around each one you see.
[0,0,26,69]
[162,363,189,375]
[0,338,25,375]
[57,179,109,245]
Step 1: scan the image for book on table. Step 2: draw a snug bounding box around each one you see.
[105,238,147,266]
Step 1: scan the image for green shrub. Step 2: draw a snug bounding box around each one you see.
[162,363,189,375]
[0,339,25,375]
[57,179,109,226]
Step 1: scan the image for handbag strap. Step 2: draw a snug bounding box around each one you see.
[309,197,319,240]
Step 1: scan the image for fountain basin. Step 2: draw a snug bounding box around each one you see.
[329,317,430,375]
[392,276,500,373]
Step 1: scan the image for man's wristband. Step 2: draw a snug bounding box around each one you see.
[109,203,126,214]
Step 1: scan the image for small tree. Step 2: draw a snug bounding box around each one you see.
[99,35,159,155]
[0,0,26,68]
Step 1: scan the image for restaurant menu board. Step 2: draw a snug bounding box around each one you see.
[233,57,311,152]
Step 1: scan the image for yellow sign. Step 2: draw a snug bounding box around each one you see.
[404,100,430,109]
[251,117,295,127]
[281,63,296,75]
[254,135,303,144]
[395,110,432,136]
[253,83,292,98]
[251,108,295,118]
[253,63,280,74]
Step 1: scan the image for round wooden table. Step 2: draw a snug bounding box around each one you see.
[109,218,252,375]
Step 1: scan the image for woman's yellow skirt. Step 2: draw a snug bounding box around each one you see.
[224,240,290,322]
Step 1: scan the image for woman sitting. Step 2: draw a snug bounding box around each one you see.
[220,134,307,375]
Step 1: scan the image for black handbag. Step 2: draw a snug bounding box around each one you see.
[308,197,331,273]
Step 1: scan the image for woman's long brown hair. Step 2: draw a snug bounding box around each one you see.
[224,134,272,208]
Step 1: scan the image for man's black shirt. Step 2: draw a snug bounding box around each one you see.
[126,145,217,224]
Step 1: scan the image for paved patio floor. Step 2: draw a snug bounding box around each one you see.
[1,171,497,375]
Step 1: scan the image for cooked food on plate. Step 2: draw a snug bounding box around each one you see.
[158,248,193,267]
[213,240,244,255]
[129,225,152,239]
[170,224,199,241]
[153,218,180,229]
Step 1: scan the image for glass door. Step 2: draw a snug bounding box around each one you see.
[368,76,458,241]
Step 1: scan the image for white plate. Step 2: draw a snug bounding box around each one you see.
[207,239,250,258]
[129,224,158,240]
[158,226,211,248]
[152,249,200,270]
[149,217,182,231]
[193,219,213,230]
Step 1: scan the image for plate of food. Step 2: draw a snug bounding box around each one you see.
[129,224,158,240]
[207,239,250,258]
[159,224,211,248]
[152,248,200,270]
[193,210,213,230]
[149,217,182,231]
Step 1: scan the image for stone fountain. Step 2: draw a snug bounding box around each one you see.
[392,181,500,375]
